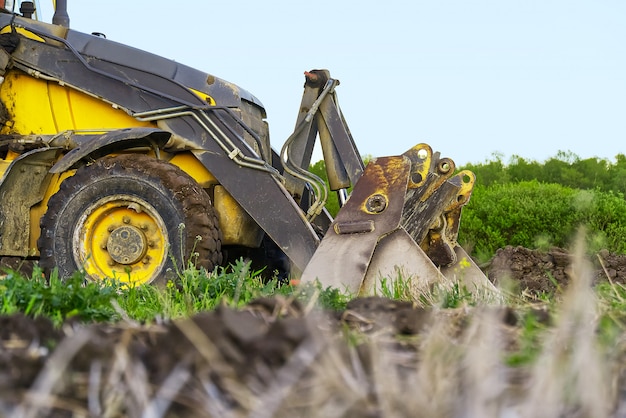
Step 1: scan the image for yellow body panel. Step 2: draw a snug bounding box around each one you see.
[0,25,46,42]
[0,149,20,178]
[29,170,75,254]
[0,71,154,134]
[189,88,216,106]
[168,152,219,188]
[214,185,264,247]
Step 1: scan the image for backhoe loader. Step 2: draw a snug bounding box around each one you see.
[0,1,494,295]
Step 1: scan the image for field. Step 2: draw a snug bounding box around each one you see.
[2,243,626,417]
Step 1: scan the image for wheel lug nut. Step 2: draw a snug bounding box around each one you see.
[123,216,131,224]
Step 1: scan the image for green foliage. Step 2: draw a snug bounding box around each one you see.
[118,259,283,321]
[461,181,576,257]
[579,190,626,253]
[0,260,353,325]
[436,282,478,309]
[0,267,119,325]
[464,153,510,186]
[377,275,414,301]
[309,159,341,217]
[505,309,550,367]
[595,282,626,347]
[464,151,626,194]
[309,156,370,217]
[459,150,626,261]
[460,180,626,259]
[288,279,352,311]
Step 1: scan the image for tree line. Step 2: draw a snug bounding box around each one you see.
[464,151,626,195]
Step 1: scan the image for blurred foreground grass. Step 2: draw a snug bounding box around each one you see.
[2,246,626,417]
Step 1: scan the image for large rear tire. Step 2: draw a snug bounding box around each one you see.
[38,154,222,286]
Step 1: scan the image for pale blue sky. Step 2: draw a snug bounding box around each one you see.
[33,1,626,166]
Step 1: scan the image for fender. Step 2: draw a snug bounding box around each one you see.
[49,127,171,174]
[0,147,60,256]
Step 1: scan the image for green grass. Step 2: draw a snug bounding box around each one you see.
[0,267,119,324]
[1,252,625,374]
[0,258,352,325]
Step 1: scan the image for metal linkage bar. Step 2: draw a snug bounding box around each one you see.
[280,70,365,221]
[133,106,280,177]
[280,78,337,220]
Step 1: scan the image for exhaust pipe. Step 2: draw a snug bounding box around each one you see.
[19,1,35,18]
[52,0,69,27]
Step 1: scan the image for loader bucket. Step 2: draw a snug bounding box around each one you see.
[300,143,496,297]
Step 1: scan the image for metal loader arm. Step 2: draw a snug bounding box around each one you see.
[278,71,493,294]
[281,70,365,220]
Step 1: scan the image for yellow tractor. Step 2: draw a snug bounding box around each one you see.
[0,1,493,294]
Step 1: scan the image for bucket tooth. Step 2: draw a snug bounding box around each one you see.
[301,144,496,296]
[300,155,411,292]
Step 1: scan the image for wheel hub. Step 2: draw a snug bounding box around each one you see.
[106,225,147,265]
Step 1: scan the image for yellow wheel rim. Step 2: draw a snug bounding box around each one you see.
[74,195,168,286]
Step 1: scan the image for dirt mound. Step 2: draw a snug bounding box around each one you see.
[486,246,626,295]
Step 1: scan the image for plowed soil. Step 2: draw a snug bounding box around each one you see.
[486,245,626,293]
[2,247,626,417]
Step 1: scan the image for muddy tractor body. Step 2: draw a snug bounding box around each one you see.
[0,3,492,294]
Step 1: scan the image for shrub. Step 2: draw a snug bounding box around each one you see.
[459,181,626,259]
